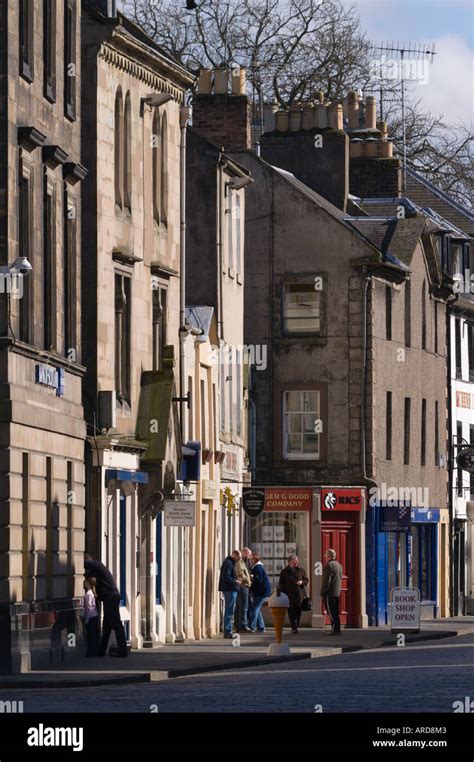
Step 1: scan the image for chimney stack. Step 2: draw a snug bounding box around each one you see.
[192,67,252,151]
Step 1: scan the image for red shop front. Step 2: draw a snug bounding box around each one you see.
[321,488,365,628]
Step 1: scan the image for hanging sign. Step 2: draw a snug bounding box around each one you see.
[242,488,265,518]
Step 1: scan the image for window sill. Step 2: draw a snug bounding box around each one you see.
[20,66,33,84]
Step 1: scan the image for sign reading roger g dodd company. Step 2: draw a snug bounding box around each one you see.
[390,587,421,633]
[164,500,196,527]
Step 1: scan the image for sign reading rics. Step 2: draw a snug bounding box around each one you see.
[390,587,421,633]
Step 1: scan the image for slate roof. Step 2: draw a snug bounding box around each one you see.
[405,168,474,238]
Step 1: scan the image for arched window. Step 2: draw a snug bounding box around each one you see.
[152,109,160,223]
[160,112,168,226]
[421,280,427,350]
[114,87,123,208]
[123,91,132,211]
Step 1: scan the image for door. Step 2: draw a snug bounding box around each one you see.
[321,517,358,626]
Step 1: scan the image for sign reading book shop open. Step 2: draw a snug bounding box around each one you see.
[390,587,421,633]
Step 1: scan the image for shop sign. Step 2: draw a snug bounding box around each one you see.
[164,500,196,526]
[457,447,474,474]
[380,503,411,532]
[410,507,439,523]
[322,488,362,511]
[456,391,472,409]
[202,479,220,500]
[35,363,65,397]
[242,488,265,518]
[390,587,420,632]
[264,488,312,511]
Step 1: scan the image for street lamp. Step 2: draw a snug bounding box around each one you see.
[0,257,33,275]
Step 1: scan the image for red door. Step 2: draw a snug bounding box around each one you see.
[321,516,359,626]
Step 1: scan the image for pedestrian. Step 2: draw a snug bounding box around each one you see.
[234,549,252,632]
[218,550,242,638]
[83,577,100,657]
[278,554,309,634]
[84,553,128,657]
[320,548,343,635]
[248,554,271,632]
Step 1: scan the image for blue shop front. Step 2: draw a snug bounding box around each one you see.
[366,503,440,625]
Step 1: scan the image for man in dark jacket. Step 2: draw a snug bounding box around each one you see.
[320,549,343,635]
[249,554,272,632]
[279,554,309,634]
[218,550,241,638]
[84,554,128,657]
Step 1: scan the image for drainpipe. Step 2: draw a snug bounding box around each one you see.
[217,156,224,342]
[179,106,191,440]
[446,292,459,617]
[361,271,371,480]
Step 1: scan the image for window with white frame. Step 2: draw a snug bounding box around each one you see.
[283,283,321,334]
[283,390,320,459]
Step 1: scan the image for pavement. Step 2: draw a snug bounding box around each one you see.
[0,616,471,688]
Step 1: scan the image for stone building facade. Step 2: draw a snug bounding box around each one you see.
[0,0,87,672]
[192,75,451,627]
[185,127,251,594]
[81,1,194,647]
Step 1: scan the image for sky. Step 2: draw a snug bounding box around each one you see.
[344,0,474,124]
[116,0,473,125]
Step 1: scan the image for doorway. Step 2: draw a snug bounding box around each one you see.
[321,516,359,626]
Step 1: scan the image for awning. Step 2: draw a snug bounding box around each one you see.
[105,469,149,484]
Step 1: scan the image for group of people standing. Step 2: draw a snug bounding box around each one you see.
[218,548,272,636]
[219,548,344,637]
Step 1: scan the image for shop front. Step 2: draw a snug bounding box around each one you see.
[321,488,365,627]
[243,486,368,628]
[366,503,440,625]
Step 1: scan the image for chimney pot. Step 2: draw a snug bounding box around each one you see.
[263,101,279,132]
[365,96,377,129]
[350,138,363,158]
[214,68,229,95]
[197,69,212,95]
[365,137,378,157]
[302,103,314,130]
[377,120,388,137]
[347,92,359,129]
[232,67,246,95]
[328,102,343,130]
[379,139,393,158]
[315,91,324,103]
[289,103,302,132]
[275,110,289,132]
[315,103,328,129]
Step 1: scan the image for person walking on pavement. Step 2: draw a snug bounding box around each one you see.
[218,550,242,638]
[320,548,343,635]
[83,576,100,657]
[84,553,128,657]
[248,554,271,632]
[234,549,252,632]
[279,554,309,634]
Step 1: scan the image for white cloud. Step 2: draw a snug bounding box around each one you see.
[416,34,474,125]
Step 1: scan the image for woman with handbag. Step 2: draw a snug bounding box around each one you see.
[278,554,309,633]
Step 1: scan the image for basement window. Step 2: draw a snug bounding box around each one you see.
[283,283,321,334]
